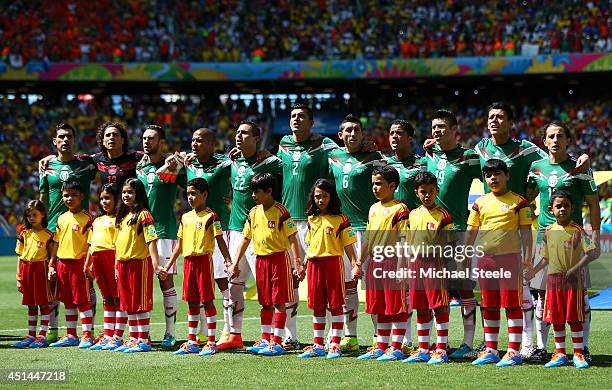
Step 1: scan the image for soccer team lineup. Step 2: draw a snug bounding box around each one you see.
[13,102,604,370]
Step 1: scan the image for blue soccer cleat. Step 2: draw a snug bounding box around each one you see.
[573,353,589,369]
[402,350,431,363]
[544,353,569,368]
[114,340,137,352]
[124,341,152,353]
[13,335,36,348]
[357,348,385,360]
[428,351,449,365]
[298,345,326,358]
[174,342,200,355]
[496,351,523,367]
[472,351,501,365]
[49,335,79,347]
[449,343,473,359]
[327,345,342,359]
[28,335,49,348]
[78,336,95,349]
[199,343,219,356]
[102,338,123,350]
[377,347,405,362]
[258,342,285,356]
[246,340,269,354]
[89,336,110,350]
[160,333,176,349]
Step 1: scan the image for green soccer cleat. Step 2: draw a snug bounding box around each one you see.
[339,336,359,353]
[46,328,59,343]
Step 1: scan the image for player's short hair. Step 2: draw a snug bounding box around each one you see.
[250,172,275,192]
[237,120,261,137]
[482,158,508,175]
[543,120,572,141]
[291,102,314,120]
[55,122,76,138]
[187,178,209,193]
[390,119,415,137]
[414,171,438,189]
[432,109,458,127]
[487,102,514,121]
[145,124,165,140]
[97,121,129,154]
[194,127,215,141]
[339,114,362,132]
[61,180,84,194]
[549,189,574,206]
[372,165,400,188]
[305,179,342,216]
[23,199,48,229]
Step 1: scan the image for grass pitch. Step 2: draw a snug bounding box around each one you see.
[0,255,610,389]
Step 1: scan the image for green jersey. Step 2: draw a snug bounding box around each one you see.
[136,159,186,239]
[328,149,385,230]
[527,156,597,230]
[474,138,546,196]
[185,154,232,230]
[39,155,97,231]
[385,154,427,210]
[228,154,283,231]
[423,145,481,230]
[277,135,338,220]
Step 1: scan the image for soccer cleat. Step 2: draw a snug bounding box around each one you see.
[196,332,207,345]
[102,338,123,350]
[49,335,79,347]
[428,351,449,365]
[298,345,326,358]
[573,353,589,369]
[496,351,523,367]
[218,334,244,351]
[46,328,59,343]
[246,340,269,354]
[160,333,176,349]
[519,345,536,360]
[327,345,342,359]
[401,342,417,355]
[465,341,486,359]
[13,335,36,348]
[114,340,137,352]
[124,341,152,353]
[281,337,299,351]
[89,336,109,350]
[28,335,49,348]
[339,336,360,353]
[377,347,405,362]
[199,343,219,356]
[78,336,95,349]
[582,347,592,364]
[472,351,501,365]
[258,342,285,356]
[174,342,200,355]
[449,343,473,360]
[357,348,385,360]
[544,353,569,368]
[530,348,549,363]
[402,350,431,363]
[215,331,230,346]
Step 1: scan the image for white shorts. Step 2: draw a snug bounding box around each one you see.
[212,231,231,279]
[291,220,309,267]
[229,230,256,284]
[530,241,547,290]
[343,230,367,282]
[157,239,178,275]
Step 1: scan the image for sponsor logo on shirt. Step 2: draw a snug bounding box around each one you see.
[325,226,334,235]
[268,221,276,229]
[72,224,81,231]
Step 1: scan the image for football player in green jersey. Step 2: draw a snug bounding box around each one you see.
[525,121,600,362]
[137,125,187,348]
[328,114,386,345]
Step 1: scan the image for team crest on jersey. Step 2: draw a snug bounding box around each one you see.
[238,165,246,176]
[501,204,510,212]
[196,221,203,229]
[196,168,204,177]
[547,175,558,187]
[36,241,44,248]
[427,222,436,230]
[563,239,572,249]
[293,151,301,161]
[72,224,81,231]
[268,221,276,228]
[59,167,71,181]
[325,226,334,235]
[437,159,447,170]
[383,209,391,215]
[342,163,352,174]
[147,172,156,184]
[148,226,156,236]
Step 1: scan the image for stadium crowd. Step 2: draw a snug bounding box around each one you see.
[1,0,610,64]
[1,93,610,226]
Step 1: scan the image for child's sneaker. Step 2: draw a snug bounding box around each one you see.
[496,351,523,367]
[13,335,36,348]
[298,345,326,358]
[377,347,405,361]
[402,350,431,363]
[102,337,123,350]
[246,340,269,354]
[49,335,79,347]
[428,351,449,365]
[472,350,501,365]
[28,335,49,348]
[78,336,95,349]
[89,336,109,350]
[199,343,219,356]
[174,342,200,355]
[258,342,285,356]
[339,336,359,353]
[114,340,137,352]
[573,353,589,369]
[544,353,569,368]
[357,348,385,360]
[326,345,342,359]
[124,341,152,353]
